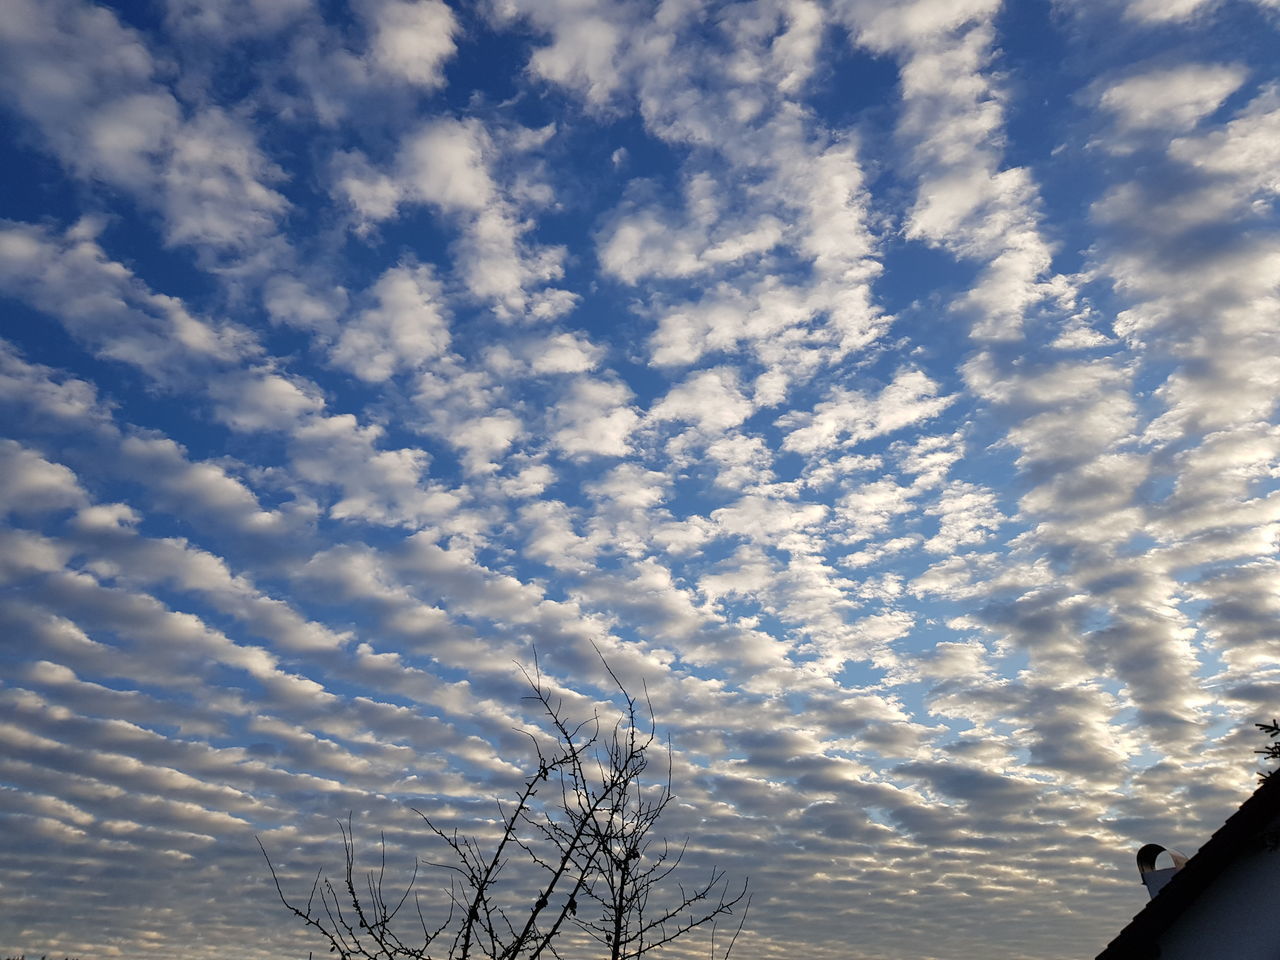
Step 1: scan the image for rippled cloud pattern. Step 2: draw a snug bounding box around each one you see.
[2,1,1279,957]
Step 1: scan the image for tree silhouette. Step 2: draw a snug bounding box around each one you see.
[1257,718,1280,781]
[260,658,748,960]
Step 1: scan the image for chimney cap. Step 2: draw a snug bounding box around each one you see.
[1136,843,1188,875]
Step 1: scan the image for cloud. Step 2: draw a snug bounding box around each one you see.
[526,331,603,374]
[288,414,461,527]
[838,3,1062,339]
[0,0,288,256]
[550,377,640,458]
[362,0,457,88]
[211,371,326,432]
[1099,62,1247,134]
[0,441,88,516]
[649,367,754,434]
[160,109,289,250]
[331,263,451,382]
[0,220,258,382]
[400,118,499,212]
[164,0,311,38]
[491,0,630,106]
[334,117,570,317]
[835,0,999,50]
[597,185,785,284]
[925,480,1003,553]
[779,368,953,455]
[711,491,829,543]
[1121,0,1217,23]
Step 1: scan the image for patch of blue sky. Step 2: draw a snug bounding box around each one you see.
[808,32,901,125]
[0,143,97,231]
[343,207,457,281]
[1,320,115,410]
[994,1,1071,152]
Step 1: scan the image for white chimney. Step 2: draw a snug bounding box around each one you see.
[1136,842,1188,898]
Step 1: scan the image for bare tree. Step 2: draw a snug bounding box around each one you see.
[260,658,748,960]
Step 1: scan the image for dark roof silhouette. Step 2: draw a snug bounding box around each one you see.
[1096,775,1280,959]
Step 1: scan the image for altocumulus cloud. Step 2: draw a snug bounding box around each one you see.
[1,1,1279,959]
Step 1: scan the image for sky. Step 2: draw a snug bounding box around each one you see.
[1,0,1279,957]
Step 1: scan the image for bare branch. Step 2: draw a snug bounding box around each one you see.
[265,653,749,960]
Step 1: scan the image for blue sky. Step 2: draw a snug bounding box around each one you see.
[2,1,1279,957]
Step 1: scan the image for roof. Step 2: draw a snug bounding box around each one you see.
[1096,775,1280,959]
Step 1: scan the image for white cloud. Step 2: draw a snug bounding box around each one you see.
[160,108,289,250]
[211,371,326,432]
[0,0,288,255]
[333,150,404,226]
[493,0,630,106]
[1100,63,1246,134]
[839,7,1060,340]
[289,415,462,527]
[711,491,828,543]
[0,441,87,516]
[335,118,570,317]
[400,119,497,212]
[113,434,291,539]
[780,369,953,455]
[1168,85,1280,193]
[704,433,775,489]
[331,263,450,382]
[924,481,1003,553]
[363,0,457,88]
[649,367,754,434]
[519,499,596,570]
[0,220,258,382]
[835,0,999,51]
[761,0,826,95]
[597,192,784,285]
[451,413,523,475]
[836,477,919,543]
[263,275,348,334]
[527,331,602,374]
[1122,0,1216,23]
[550,377,640,458]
